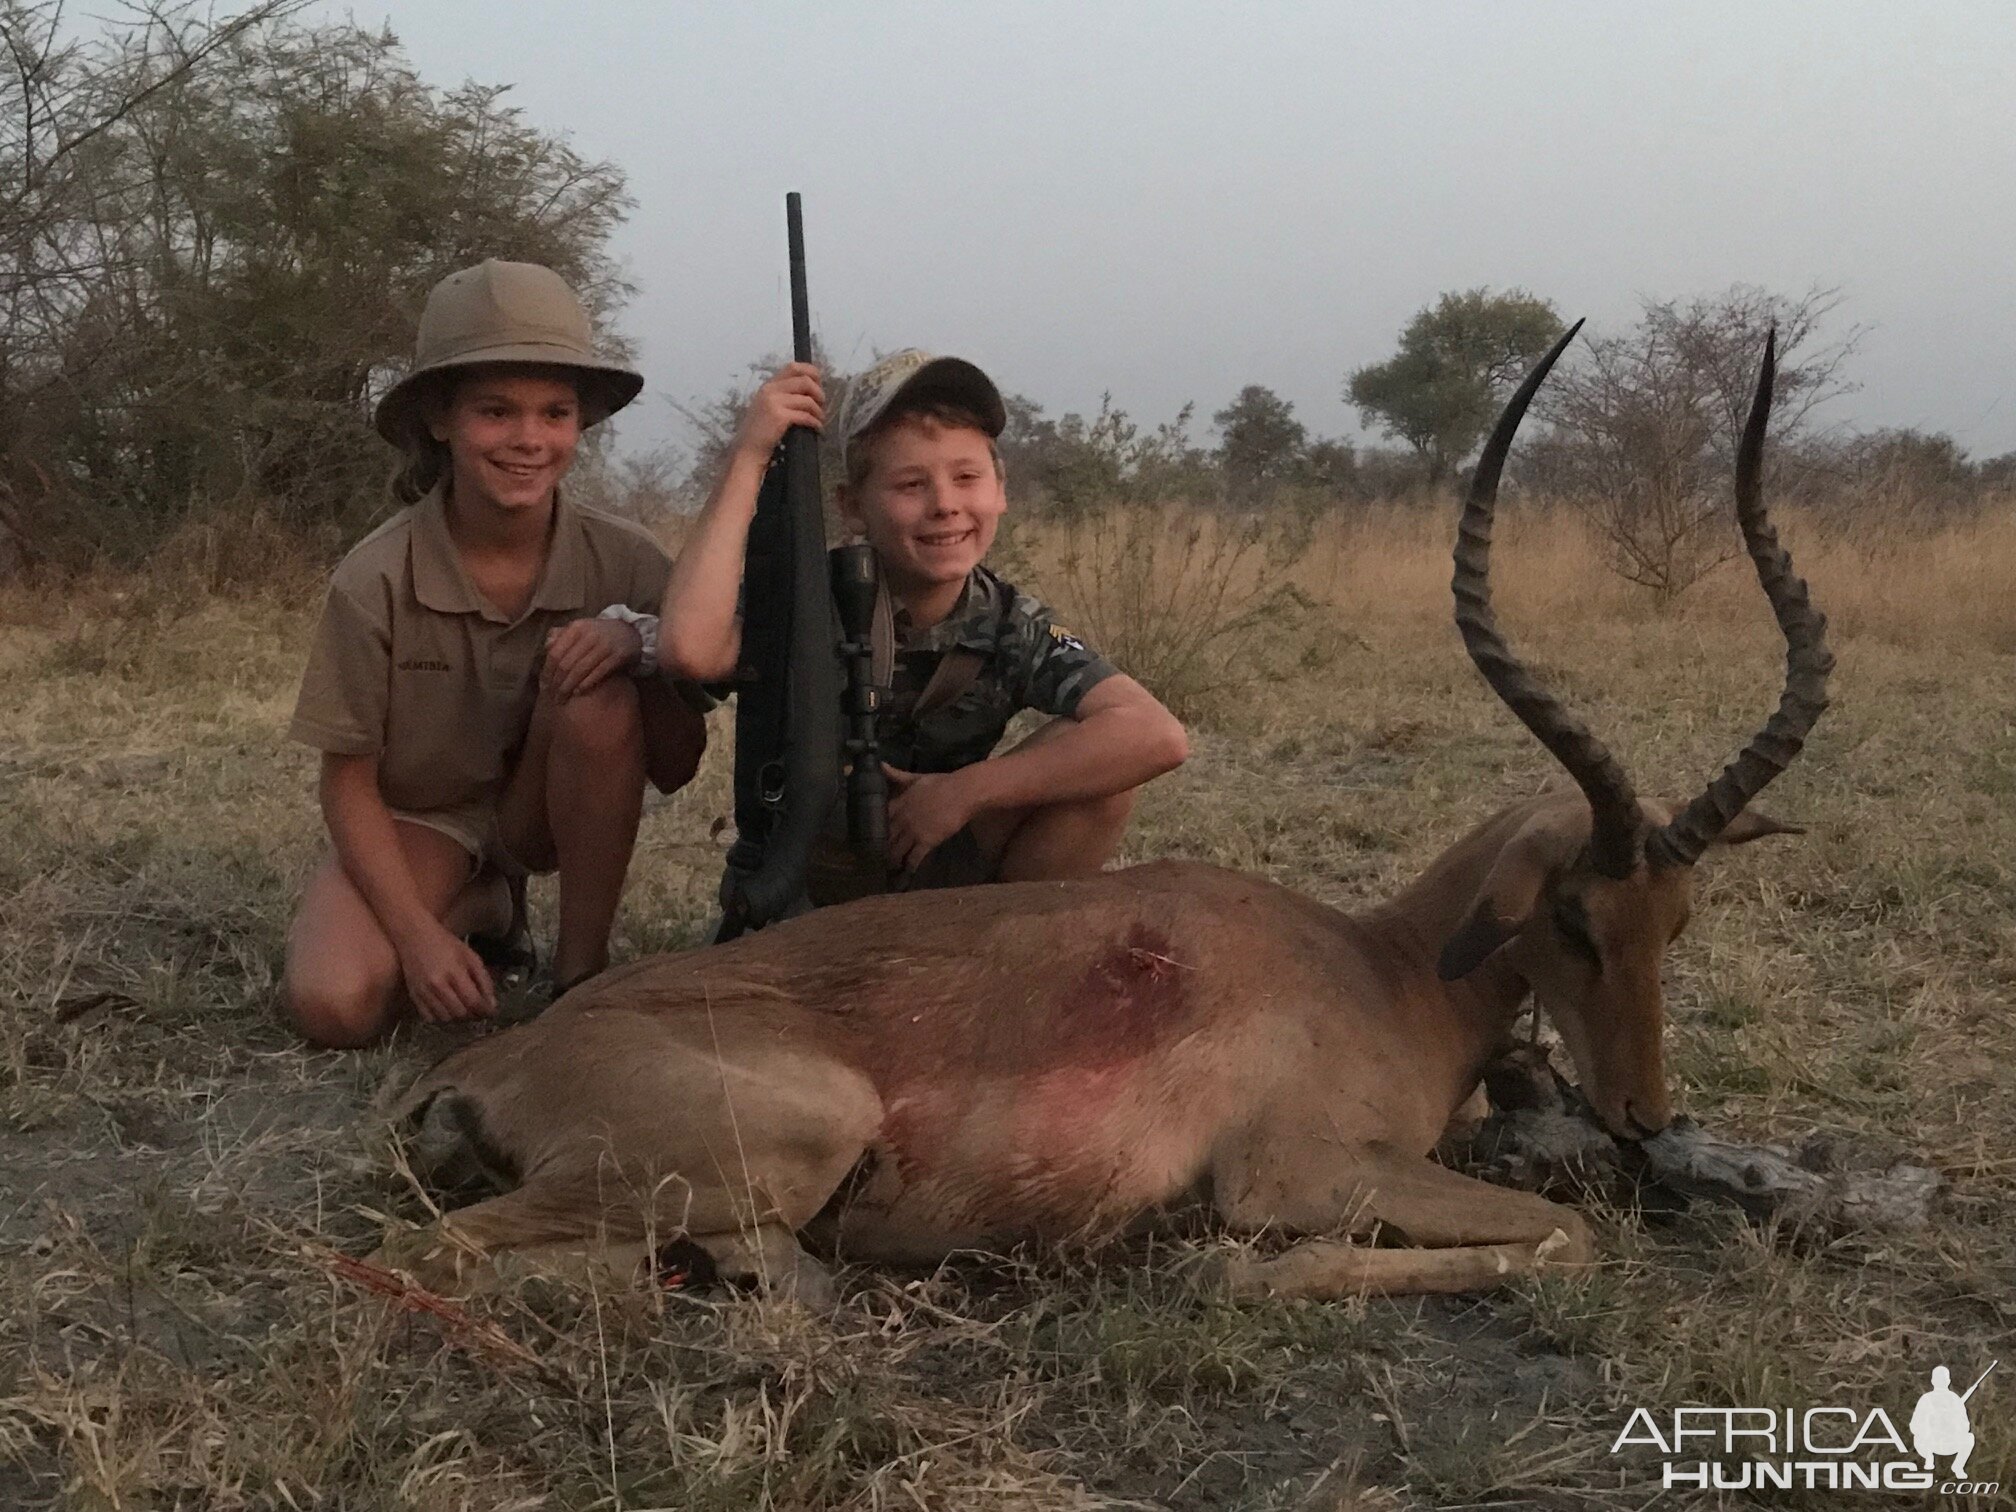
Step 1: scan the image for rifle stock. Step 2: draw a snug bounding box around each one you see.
[718,193,878,938]
[716,194,838,936]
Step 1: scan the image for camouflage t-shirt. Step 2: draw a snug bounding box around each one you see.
[878,566,1117,773]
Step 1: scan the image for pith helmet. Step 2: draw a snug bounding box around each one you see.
[838,349,1007,468]
[373,260,643,446]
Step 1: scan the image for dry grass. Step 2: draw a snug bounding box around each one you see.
[2,500,2012,1509]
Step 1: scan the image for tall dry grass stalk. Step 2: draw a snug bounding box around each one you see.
[1006,504,1317,719]
[1288,498,2016,650]
[1003,500,2016,721]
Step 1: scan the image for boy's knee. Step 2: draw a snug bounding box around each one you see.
[552,677,642,759]
[646,736,703,795]
[1081,786,1136,828]
[286,968,398,1050]
[642,693,707,795]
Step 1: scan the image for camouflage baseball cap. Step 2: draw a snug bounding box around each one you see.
[373,260,643,446]
[838,350,1007,465]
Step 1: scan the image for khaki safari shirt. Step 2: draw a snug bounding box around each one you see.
[288,485,670,837]
[877,564,1117,773]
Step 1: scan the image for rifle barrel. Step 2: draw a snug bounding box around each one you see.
[787,191,812,363]
[1960,1360,1997,1402]
[719,192,841,934]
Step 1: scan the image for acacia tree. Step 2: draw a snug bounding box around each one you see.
[1978,451,2016,492]
[1347,288,1563,481]
[993,394,1209,517]
[1831,428,1980,518]
[1299,437,1357,497]
[1534,285,1860,598]
[673,342,858,514]
[1,1,311,565]
[1212,384,1306,495]
[0,3,633,559]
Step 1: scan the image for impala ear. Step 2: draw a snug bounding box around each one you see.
[1438,906,1530,981]
[1437,821,1559,981]
[1714,808,1805,847]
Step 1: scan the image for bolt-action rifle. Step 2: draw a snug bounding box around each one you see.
[715,194,886,940]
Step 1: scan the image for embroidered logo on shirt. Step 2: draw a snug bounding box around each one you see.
[396,658,452,672]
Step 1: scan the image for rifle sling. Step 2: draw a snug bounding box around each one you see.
[868,575,984,722]
[915,648,984,719]
[869,578,895,690]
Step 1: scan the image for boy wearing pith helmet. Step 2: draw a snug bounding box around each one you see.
[283,260,707,1047]
[661,350,1187,901]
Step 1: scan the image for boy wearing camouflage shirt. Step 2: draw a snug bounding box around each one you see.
[661,350,1188,902]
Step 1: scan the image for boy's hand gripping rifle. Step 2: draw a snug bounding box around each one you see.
[715,194,886,941]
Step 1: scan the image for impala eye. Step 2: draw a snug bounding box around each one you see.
[1552,896,1601,966]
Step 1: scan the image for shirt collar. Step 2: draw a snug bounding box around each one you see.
[409,483,589,623]
[530,491,588,614]
[898,567,1001,655]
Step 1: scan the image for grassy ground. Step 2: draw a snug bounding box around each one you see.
[1,503,2011,1509]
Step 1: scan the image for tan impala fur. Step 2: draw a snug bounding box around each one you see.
[377,329,1831,1303]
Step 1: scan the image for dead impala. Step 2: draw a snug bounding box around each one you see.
[380,326,1831,1303]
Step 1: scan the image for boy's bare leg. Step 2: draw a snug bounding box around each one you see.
[284,823,503,1048]
[495,678,702,990]
[640,679,708,796]
[496,678,640,989]
[965,718,1138,882]
[972,787,1136,881]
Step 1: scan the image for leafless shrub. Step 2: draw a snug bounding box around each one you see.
[1526,285,1862,600]
[1032,499,1315,722]
[568,443,689,530]
[1788,427,2003,524]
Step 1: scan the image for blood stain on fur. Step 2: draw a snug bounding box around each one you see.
[1054,923,1193,1070]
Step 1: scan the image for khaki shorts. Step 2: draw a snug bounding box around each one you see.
[391,806,533,879]
[805,823,995,908]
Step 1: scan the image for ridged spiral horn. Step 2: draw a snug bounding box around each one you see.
[1645,329,1834,868]
[1452,319,1647,879]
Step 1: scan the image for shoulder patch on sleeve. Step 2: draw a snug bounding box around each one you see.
[1047,623,1087,653]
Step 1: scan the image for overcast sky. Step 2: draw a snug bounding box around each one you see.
[313,1,2016,461]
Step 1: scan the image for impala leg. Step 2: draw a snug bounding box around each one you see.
[379,1030,883,1298]
[1222,1230,1584,1300]
[370,1181,622,1294]
[372,1146,849,1305]
[1212,1142,1593,1299]
[373,1210,835,1309]
[1440,1083,1491,1144]
[680,1222,838,1309]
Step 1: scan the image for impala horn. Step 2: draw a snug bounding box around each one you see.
[1645,329,1834,868]
[1453,319,1648,879]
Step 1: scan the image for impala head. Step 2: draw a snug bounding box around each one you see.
[1436,324,1833,1139]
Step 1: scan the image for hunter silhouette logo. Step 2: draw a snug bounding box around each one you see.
[1609,1359,1999,1496]
[1911,1363,1993,1480]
